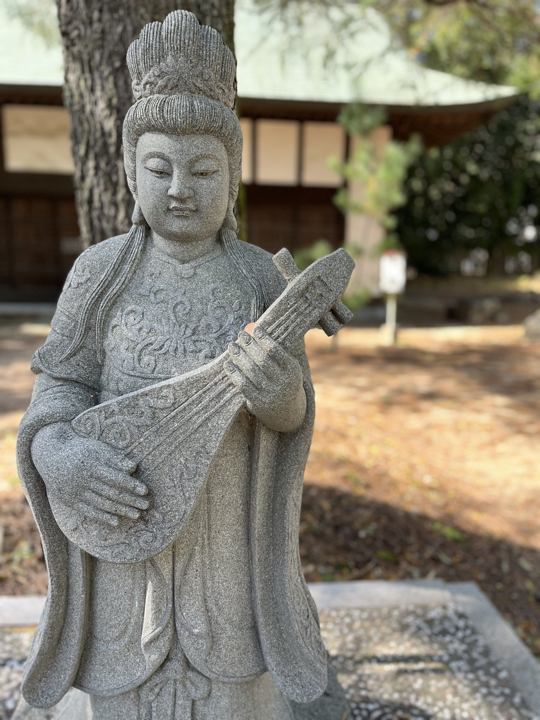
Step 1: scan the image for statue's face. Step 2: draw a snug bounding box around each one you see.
[136,133,230,243]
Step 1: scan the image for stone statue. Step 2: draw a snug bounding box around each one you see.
[16,11,354,719]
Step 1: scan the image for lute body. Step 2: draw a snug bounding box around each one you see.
[52,249,354,562]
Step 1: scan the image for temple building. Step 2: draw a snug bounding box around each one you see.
[0,0,518,300]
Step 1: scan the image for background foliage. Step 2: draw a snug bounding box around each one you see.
[265,0,540,277]
[11,0,540,274]
[332,104,421,248]
[4,0,60,46]
[370,0,540,98]
[367,0,540,276]
[396,96,540,276]
[262,0,540,97]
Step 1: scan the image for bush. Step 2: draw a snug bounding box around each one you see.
[396,95,540,276]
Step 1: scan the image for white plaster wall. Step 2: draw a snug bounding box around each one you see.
[302,122,345,187]
[255,119,299,185]
[239,118,253,184]
[2,105,74,174]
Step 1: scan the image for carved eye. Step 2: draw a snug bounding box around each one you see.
[193,169,216,178]
[191,159,220,178]
[144,159,172,177]
[148,168,171,178]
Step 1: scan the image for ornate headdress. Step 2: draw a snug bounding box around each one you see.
[127,12,236,110]
[123,11,242,230]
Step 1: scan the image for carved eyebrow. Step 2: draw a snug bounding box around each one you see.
[189,153,222,164]
[141,152,172,164]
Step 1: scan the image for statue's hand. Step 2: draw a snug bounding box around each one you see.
[225,325,306,433]
[31,422,149,527]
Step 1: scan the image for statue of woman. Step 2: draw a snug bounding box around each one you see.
[16,11,350,720]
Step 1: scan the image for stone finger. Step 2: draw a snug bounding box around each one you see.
[228,344,267,387]
[85,490,141,520]
[94,484,151,510]
[249,325,289,366]
[79,502,120,527]
[224,362,256,398]
[236,331,266,366]
[97,467,148,496]
[104,450,138,475]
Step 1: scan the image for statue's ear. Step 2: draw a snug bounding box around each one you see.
[222,203,237,232]
[132,200,146,226]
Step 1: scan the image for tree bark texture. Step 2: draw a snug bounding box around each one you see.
[56,0,235,247]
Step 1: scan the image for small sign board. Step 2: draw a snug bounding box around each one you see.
[379,250,407,295]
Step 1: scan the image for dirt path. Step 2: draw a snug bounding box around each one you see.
[0,324,538,654]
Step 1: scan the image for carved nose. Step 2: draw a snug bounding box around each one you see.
[168,185,194,200]
[168,174,194,200]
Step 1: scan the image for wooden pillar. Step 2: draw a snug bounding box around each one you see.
[0,104,16,291]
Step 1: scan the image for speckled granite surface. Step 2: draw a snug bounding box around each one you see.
[1,602,538,719]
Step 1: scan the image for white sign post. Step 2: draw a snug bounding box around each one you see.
[379,250,407,345]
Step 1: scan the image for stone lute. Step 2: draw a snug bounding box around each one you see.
[59,248,354,563]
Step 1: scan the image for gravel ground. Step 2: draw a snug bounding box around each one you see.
[0,603,537,720]
[0,628,33,718]
[320,604,538,720]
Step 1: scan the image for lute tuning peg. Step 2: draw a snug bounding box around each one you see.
[273,248,353,337]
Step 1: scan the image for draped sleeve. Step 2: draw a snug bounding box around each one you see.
[234,241,328,702]
[16,236,126,708]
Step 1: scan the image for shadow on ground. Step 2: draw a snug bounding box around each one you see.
[300,483,540,658]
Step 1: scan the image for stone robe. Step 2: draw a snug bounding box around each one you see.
[16,234,328,713]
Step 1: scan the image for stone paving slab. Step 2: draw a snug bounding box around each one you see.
[0,600,45,629]
[1,581,539,719]
[449,582,540,717]
[321,603,535,719]
[309,579,452,610]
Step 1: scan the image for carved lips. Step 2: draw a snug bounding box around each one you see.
[169,203,197,217]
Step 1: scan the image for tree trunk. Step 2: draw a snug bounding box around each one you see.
[56,0,235,247]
